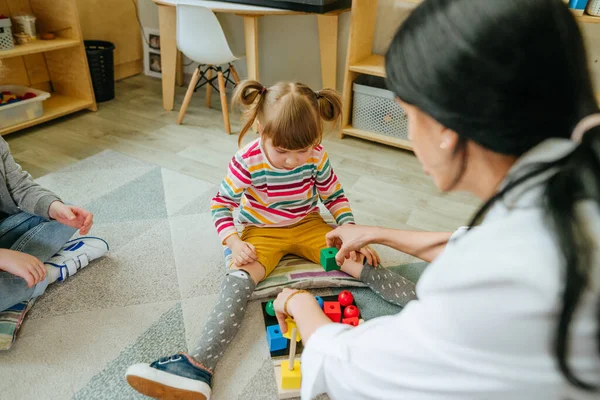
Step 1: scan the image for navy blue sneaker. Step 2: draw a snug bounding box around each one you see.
[126,353,213,399]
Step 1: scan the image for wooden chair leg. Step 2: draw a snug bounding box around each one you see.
[206,66,213,108]
[177,67,202,125]
[230,64,240,84]
[217,70,231,134]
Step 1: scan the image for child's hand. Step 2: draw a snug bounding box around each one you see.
[359,245,380,267]
[231,240,258,267]
[49,201,94,235]
[0,249,46,287]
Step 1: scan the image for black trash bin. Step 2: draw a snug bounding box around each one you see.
[84,40,116,103]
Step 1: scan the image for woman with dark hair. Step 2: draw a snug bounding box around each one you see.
[271,0,600,398]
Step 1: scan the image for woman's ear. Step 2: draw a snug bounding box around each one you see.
[439,127,459,151]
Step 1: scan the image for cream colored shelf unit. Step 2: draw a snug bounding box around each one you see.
[340,0,600,151]
[0,0,97,136]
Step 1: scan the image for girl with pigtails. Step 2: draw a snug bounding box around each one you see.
[126,81,417,399]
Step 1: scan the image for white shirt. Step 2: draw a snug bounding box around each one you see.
[301,139,600,400]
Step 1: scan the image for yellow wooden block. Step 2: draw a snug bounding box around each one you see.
[282,318,301,342]
[280,360,302,389]
[4,94,16,101]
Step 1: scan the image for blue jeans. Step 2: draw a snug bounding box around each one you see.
[0,212,76,312]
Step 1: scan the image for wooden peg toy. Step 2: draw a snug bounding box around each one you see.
[266,324,288,352]
[265,299,276,317]
[320,247,340,271]
[315,295,324,309]
[280,327,302,390]
[323,301,341,322]
[343,305,360,319]
[338,290,354,306]
[282,317,301,342]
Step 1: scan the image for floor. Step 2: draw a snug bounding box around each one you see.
[5,74,480,233]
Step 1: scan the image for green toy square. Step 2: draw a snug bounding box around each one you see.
[320,247,340,271]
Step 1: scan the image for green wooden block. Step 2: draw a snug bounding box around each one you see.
[320,247,340,271]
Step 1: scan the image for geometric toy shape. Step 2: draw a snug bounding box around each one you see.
[266,324,288,352]
[343,305,360,319]
[280,359,302,390]
[320,247,340,271]
[282,317,301,342]
[323,301,341,323]
[338,290,354,307]
[342,317,359,326]
[265,299,276,316]
[315,295,324,309]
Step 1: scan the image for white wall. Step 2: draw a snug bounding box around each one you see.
[137,0,415,90]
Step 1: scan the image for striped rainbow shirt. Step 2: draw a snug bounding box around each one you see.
[211,138,354,242]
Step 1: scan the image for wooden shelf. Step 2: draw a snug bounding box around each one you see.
[0,38,80,59]
[342,126,413,151]
[577,14,600,23]
[0,94,93,136]
[349,54,385,78]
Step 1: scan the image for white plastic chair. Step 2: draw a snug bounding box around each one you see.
[176,3,244,134]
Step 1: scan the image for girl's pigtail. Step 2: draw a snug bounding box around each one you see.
[232,80,268,147]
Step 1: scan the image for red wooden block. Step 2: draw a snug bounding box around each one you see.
[342,317,359,327]
[343,305,360,319]
[338,290,354,307]
[323,301,341,322]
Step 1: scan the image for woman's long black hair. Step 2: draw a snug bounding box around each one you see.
[386,0,599,390]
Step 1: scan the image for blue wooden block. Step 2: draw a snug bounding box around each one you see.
[266,324,288,352]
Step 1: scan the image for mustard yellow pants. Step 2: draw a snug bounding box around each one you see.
[238,213,332,276]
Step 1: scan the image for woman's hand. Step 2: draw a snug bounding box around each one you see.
[273,289,334,343]
[326,225,377,266]
[49,201,94,235]
[0,249,46,287]
[273,288,298,333]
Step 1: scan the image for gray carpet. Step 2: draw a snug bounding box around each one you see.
[0,150,425,399]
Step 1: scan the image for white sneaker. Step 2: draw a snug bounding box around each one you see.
[45,237,109,281]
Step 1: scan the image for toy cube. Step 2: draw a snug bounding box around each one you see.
[282,317,301,342]
[323,301,341,322]
[320,247,340,271]
[280,360,302,389]
[342,317,359,326]
[266,325,288,352]
[4,94,16,101]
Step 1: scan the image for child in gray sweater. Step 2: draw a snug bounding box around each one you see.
[0,137,108,312]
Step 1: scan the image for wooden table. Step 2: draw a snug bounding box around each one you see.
[153,0,348,111]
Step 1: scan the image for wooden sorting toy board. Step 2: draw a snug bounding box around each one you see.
[262,294,360,398]
[261,294,358,364]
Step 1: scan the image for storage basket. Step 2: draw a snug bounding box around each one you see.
[0,18,14,50]
[84,40,115,102]
[587,0,600,15]
[352,75,408,140]
[0,85,50,129]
